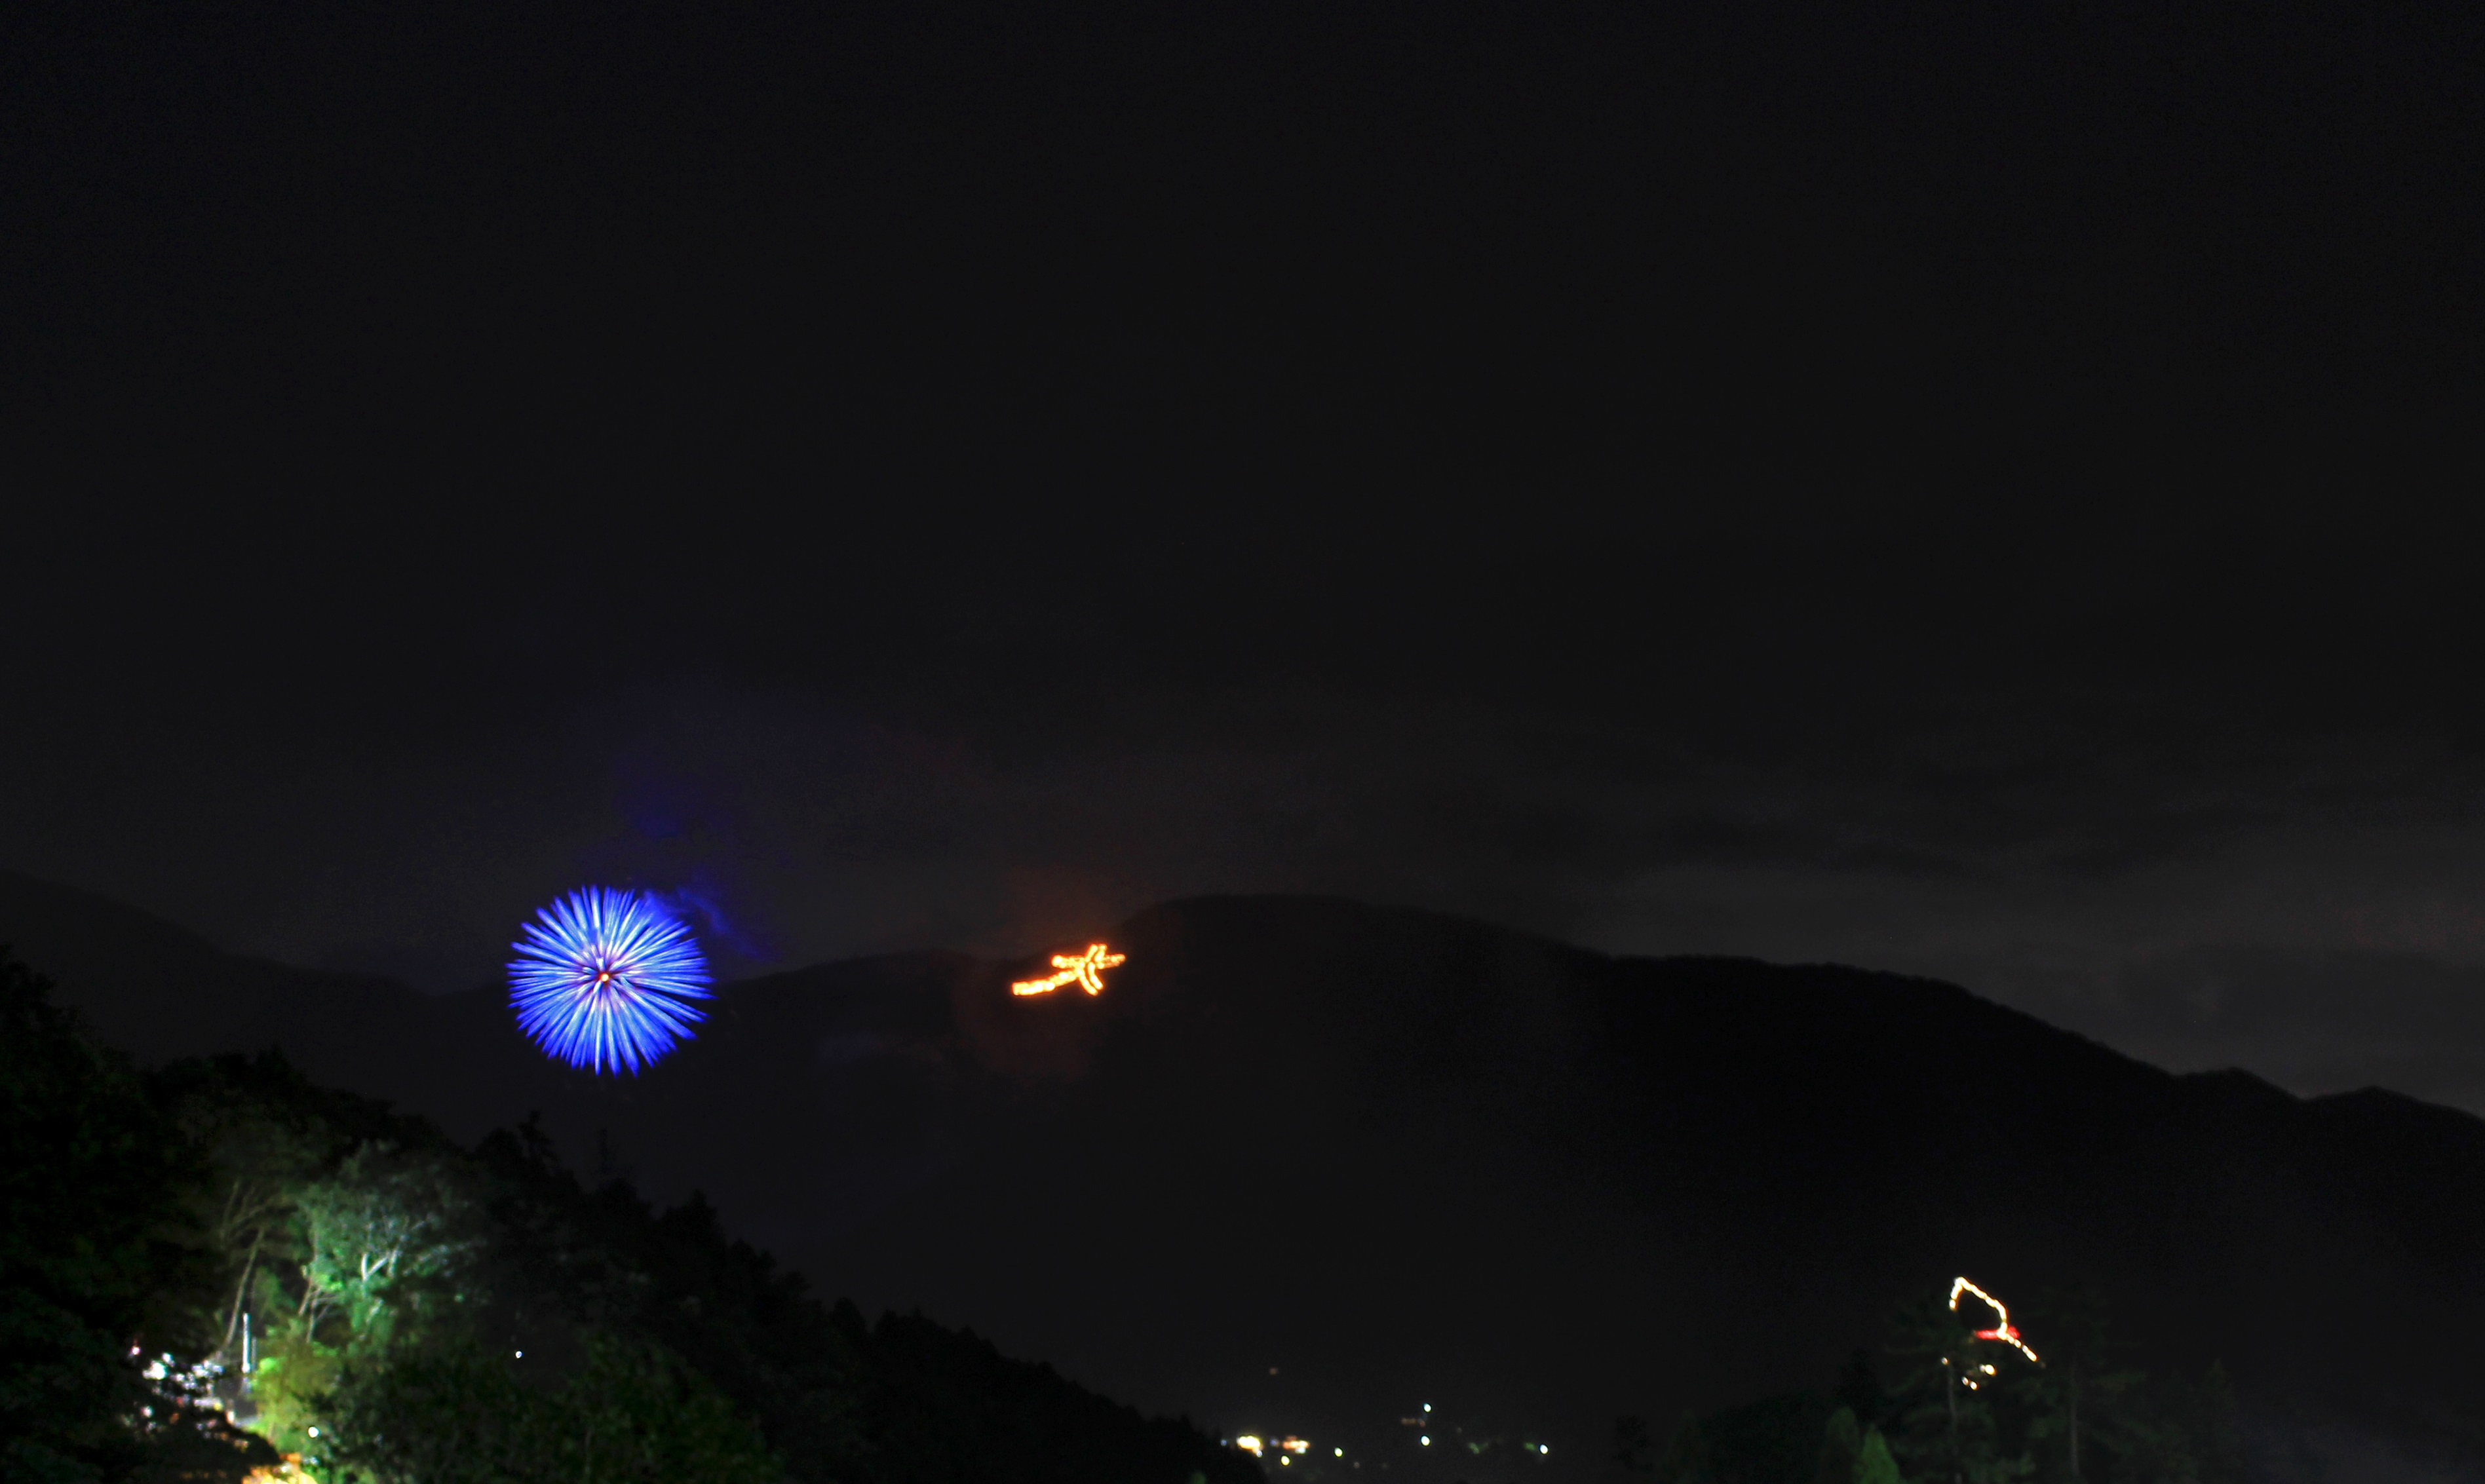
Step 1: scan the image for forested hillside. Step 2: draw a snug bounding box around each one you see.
[0,948,1258,1484]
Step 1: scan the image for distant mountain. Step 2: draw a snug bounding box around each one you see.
[0,868,427,1067]
[8,878,2481,1480]
[0,867,556,1133]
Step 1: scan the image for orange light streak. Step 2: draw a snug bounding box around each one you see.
[1010,943,1126,997]
[1949,1276,2040,1367]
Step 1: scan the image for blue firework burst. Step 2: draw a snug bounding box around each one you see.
[509,886,712,1073]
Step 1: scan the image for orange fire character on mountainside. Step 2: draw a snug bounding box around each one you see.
[1948,1276,2039,1389]
[1010,943,1126,997]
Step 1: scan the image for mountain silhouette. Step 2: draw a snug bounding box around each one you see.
[7,877,2481,1478]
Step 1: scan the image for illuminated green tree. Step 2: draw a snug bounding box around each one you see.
[157,1058,332,1368]
[1819,1405,1864,1484]
[1822,1403,1910,1484]
[290,1146,478,1345]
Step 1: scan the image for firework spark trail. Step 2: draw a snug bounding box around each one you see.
[509,886,713,1073]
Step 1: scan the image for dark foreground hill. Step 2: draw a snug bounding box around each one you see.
[2,948,1258,1484]
[9,877,2484,1480]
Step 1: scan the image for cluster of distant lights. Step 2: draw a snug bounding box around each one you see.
[1232,1402,1549,1466]
[1010,942,1125,997]
[1947,1276,2040,1390]
[1232,1436,1314,1459]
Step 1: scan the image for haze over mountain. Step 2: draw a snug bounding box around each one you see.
[7,869,2482,1481]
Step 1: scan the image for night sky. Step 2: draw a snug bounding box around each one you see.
[9,2,2485,1111]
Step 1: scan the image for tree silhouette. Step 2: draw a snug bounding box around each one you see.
[1885,1293,2033,1484]
[332,1331,778,1484]
[2011,1288,2144,1483]
[0,950,272,1484]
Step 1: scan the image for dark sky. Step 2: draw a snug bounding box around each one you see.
[9,1,2485,1111]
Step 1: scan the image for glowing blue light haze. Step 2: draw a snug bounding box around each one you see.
[509,886,712,1073]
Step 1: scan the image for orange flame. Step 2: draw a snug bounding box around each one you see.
[1010,943,1126,997]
